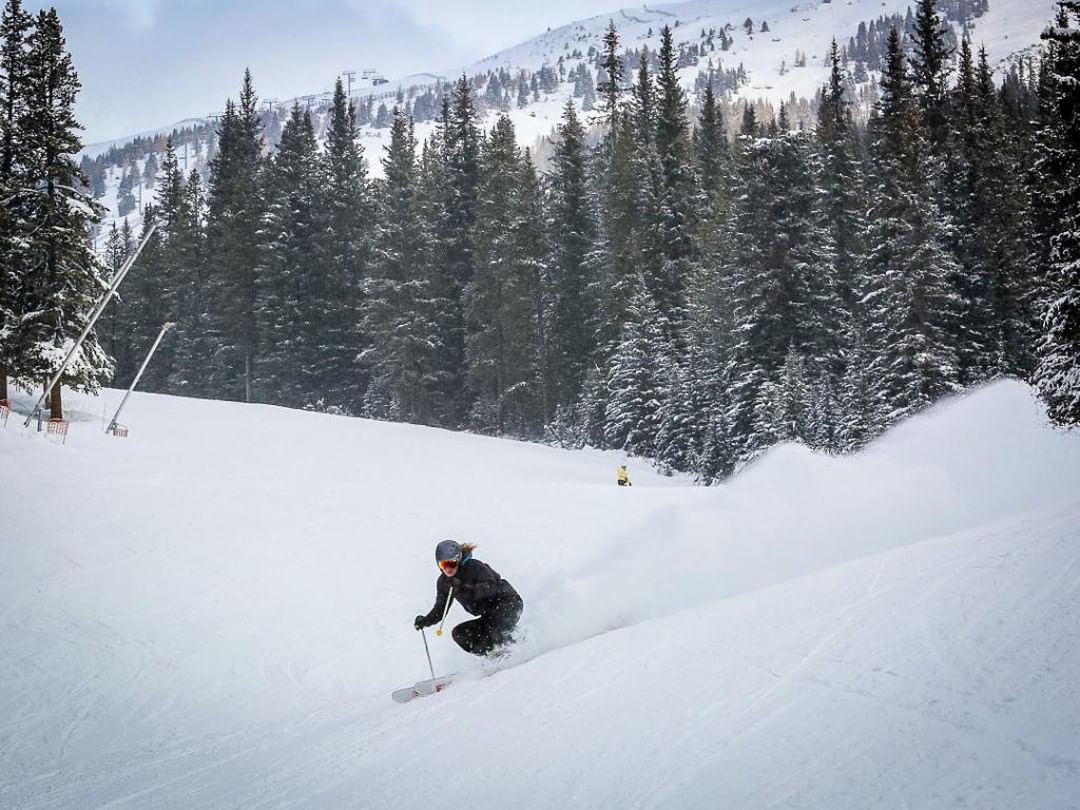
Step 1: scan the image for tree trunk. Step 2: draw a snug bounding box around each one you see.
[49,378,62,420]
[0,366,7,403]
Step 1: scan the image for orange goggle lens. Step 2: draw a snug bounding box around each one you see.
[438,559,459,573]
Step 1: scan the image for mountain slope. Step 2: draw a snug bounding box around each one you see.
[1,380,1078,807]
[82,0,1055,239]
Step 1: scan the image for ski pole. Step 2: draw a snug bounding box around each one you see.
[420,628,436,680]
[436,588,455,637]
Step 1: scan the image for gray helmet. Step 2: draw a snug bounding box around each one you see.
[435,539,462,563]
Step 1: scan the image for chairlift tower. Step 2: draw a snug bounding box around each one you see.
[342,69,357,96]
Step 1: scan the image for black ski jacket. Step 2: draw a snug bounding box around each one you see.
[420,557,520,624]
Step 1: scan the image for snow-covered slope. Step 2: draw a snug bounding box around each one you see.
[2,380,1079,807]
[467,0,1051,102]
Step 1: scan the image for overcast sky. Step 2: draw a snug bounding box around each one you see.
[39,0,626,144]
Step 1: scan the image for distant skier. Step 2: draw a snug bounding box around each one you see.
[617,465,632,487]
[414,540,523,657]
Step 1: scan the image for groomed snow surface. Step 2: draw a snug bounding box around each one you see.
[2,379,1079,808]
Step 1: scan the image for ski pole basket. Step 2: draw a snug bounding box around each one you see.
[109,423,129,438]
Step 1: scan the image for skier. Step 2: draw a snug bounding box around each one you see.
[617,465,632,487]
[414,540,523,657]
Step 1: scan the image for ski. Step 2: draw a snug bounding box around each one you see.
[391,674,455,704]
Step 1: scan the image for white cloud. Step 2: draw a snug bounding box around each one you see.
[105,0,163,31]
[390,0,623,53]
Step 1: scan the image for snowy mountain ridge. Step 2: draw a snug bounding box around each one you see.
[82,0,1054,240]
[2,380,1079,806]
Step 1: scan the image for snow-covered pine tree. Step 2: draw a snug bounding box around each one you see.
[467,115,547,437]
[254,103,322,408]
[691,84,732,352]
[816,40,863,326]
[752,346,811,445]
[317,78,371,412]
[11,8,110,418]
[413,132,459,425]
[595,107,650,354]
[597,21,624,133]
[430,79,481,427]
[909,0,954,152]
[860,28,961,426]
[204,70,264,402]
[545,100,599,416]
[972,45,1038,377]
[651,25,695,340]
[654,341,705,473]
[115,205,169,386]
[164,169,209,396]
[618,54,665,337]
[603,279,667,456]
[723,125,839,463]
[1034,1,1080,426]
[363,108,440,424]
[945,37,995,382]
[0,0,31,403]
[834,321,884,451]
[694,84,728,211]
[97,220,135,385]
[128,136,185,393]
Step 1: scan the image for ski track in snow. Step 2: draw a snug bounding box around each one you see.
[1,381,1080,807]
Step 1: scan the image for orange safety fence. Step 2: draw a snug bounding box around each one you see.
[46,417,70,444]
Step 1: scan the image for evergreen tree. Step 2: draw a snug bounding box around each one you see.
[723,130,839,462]
[467,116,547,436]
[430,78,480,426]
[595,92,655,355]
[546,100,599,415]
[114,204,168,388]
[654,343,704,473]
[135,136,186,392]
[651,25,695,338]
[951,42,1038,380]
[318,77,371,411]
[97,219,136,384]
[861,28,961,424]
[142,150,158,188]
[694,84,728,205]
[254,103,321,407]
[752,346,810,445]
[1034,1,1080,425]
[165,169,209,396]
[0,0,31,402]
[816,39,863,324]
[910,0,954,150]
[597,20,624,129]
[603,280,666,456]
[363,108,440,423]
[205,69,263,401]
[9,9,110,417]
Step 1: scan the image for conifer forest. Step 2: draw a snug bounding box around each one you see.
[1,0,1079,482]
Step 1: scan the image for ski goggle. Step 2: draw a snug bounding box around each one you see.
[438,558,460,574]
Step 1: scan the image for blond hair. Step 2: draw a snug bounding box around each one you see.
[461,543,477,555]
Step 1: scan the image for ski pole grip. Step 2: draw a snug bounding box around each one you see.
[436,587,455,637]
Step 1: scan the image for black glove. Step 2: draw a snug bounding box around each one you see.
[414,614,431,630]
[446,576,462,589]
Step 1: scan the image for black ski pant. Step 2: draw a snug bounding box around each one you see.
[452,594,523,656]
